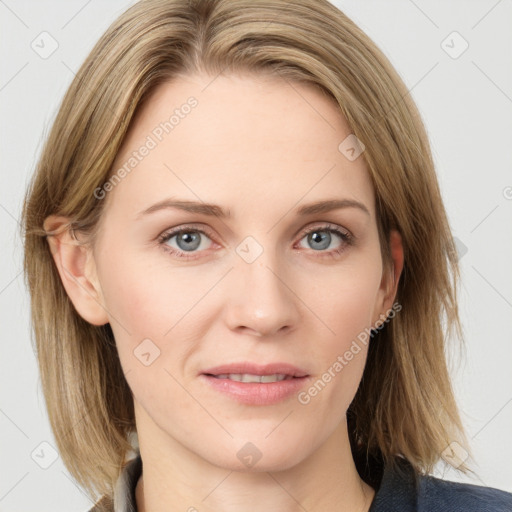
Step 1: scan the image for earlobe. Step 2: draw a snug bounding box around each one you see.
[43,215,109,326]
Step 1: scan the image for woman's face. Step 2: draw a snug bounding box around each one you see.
[88,72,400,471]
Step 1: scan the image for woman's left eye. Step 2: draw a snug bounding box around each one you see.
[157,224,353,260]
[297,225,353,257]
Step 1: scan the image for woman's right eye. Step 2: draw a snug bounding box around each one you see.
[157,227,214,259]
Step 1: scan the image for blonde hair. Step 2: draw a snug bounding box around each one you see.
[21,0,473,505]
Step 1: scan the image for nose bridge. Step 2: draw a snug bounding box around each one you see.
[226,234,299,336]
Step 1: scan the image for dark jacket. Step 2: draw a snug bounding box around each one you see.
[89,452,512,511]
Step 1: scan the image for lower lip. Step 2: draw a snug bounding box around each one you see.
[200,374,310,405]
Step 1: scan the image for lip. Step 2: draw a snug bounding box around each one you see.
[200,362,311,405]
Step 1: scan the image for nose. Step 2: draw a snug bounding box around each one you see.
[223,250,301,338]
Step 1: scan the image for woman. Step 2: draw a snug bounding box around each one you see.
[21,0,512,511]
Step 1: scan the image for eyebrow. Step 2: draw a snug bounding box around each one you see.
[137,197,370,219]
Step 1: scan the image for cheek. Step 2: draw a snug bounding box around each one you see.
[299,253,382,404]
[96,248,224,398]
[99,254,200,417]
[312,255,383,343]
[97,247,200,337]
[94,250,177,380]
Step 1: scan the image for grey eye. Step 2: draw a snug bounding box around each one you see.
[307,230,332,251]
[163,230,211,253]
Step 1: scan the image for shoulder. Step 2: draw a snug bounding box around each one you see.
[418,473,512,511]
[368,456,512,512]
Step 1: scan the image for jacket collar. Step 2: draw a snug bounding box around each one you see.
[112,453,141,512]
[368,455,419,511]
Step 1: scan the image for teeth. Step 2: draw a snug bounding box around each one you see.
[259,374,281,383]
[213,373,290,383]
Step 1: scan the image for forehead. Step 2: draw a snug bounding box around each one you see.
[104,72,375,222]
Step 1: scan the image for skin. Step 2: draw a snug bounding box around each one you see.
[45,72,403,512]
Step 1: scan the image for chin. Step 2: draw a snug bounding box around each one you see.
[198,436,311,474]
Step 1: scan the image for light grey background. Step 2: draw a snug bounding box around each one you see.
[1,0,511,510]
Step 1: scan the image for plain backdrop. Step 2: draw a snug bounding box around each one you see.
[1,0,511,510]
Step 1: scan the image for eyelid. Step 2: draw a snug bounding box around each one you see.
[157,223,217,240]
[299,222,351,239]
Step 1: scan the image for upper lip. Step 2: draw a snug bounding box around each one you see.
[201,362,309,378]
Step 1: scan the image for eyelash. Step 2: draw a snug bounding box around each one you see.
[157,223,354,260]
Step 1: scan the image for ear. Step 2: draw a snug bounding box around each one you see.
[43,215,109,326]
[373,229,404,323]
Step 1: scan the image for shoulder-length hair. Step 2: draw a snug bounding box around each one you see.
[21,0,472,504]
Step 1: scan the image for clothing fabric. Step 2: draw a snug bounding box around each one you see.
[88,452,512,511]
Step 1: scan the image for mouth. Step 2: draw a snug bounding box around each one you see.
[200,362,310,405]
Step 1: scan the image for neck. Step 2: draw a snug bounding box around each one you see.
[134,418,375,512]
